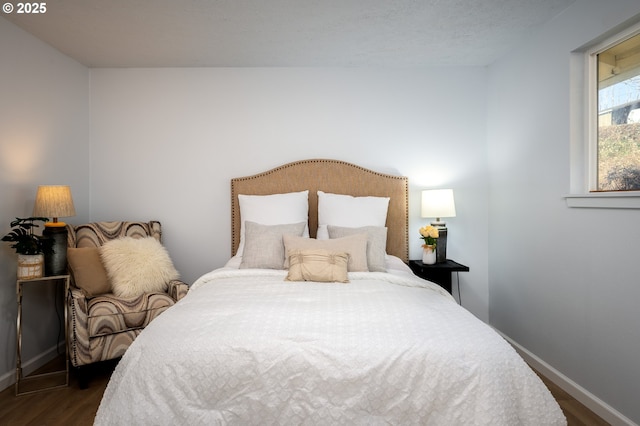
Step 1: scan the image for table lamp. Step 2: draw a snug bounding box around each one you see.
[33,185,76,276]
[421,189,456,263]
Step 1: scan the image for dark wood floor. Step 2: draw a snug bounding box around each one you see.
[0,357,114,426]
[0,356,610,426]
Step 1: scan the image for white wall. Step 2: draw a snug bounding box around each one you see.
[89,67,490,318]
[0,18,89,386]
[486,0,640,423]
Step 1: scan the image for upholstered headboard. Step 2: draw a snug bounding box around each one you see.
[231,159,409,262]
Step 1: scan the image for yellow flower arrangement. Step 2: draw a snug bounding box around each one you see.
[419,225,439,248]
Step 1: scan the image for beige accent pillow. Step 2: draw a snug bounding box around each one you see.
[328,225,388,272]
[67,247,111,297]
[100,237,179,298]
[283,233,369,272]
[240,221,307,269]
[286,249,349,283]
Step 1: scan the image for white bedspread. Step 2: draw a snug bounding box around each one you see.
[95,266,565,425]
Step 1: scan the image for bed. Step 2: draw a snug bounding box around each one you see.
[94,159,566,425]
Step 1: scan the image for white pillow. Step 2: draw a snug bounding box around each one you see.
[317,191,390,239]
[237,190,309,255]
[100,237,179,298]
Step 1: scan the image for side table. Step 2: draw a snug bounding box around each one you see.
[15,274,70,396]
[409,259,469,296]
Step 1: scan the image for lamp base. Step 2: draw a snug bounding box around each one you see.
[433,225,448,264]
[42,225,68,276]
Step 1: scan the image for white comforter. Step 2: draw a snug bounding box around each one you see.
[95,261,565,425]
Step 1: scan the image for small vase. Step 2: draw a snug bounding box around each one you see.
[422,245,436,265]
[17,254,44,279]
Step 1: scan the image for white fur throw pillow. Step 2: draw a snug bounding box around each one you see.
[100,236,179,298]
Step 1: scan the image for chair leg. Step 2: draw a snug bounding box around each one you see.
[74,365,90,389]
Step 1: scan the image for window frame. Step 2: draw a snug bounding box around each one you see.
[566,20,640,209]
[589,23,640,193]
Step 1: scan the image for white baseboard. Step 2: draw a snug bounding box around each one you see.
[0,342,65,392]
[499,332,636,426]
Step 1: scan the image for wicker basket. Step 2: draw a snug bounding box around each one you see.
[17,254,44,280]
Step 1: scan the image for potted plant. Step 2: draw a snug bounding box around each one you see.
[2,217,54,279]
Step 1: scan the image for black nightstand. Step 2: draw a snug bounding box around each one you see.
[409,259,469,295]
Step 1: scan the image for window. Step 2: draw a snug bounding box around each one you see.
[591,29,640,192]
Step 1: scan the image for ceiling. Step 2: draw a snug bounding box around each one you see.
[4,0,576,68]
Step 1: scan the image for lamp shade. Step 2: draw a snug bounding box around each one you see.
[421,189,456,219]
[32,185,76,223]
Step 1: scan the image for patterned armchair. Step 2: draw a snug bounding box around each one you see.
[65,221,188,387]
